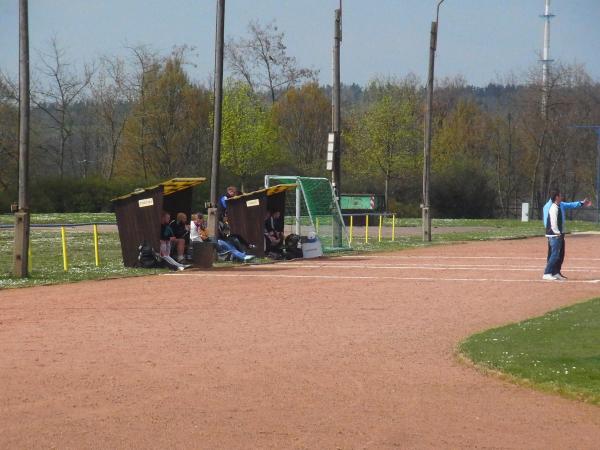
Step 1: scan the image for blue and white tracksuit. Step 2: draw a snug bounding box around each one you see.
[542,199,585,275]
[543,203,563,276]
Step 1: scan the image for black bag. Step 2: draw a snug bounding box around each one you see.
[137,241,162,268]
[284,234,303,259]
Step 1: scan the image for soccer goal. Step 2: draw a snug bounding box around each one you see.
[264,175,350,252]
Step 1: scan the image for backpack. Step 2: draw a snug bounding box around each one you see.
[137,241,162,268]
[284,234,303,260]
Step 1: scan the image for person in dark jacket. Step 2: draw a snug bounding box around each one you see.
[170,212,189,262]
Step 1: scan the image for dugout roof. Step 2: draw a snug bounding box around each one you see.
[228,184,297,201]
[111,177,206,202]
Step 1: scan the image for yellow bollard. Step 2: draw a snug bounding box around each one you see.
[392,214,396,242]
[93,224,100,267]
[378,215,383,242]
[349,215,353,245]
[365,215,369,243]
[61,226,68,271]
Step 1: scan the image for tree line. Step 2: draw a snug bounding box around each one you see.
[1,20,599,217]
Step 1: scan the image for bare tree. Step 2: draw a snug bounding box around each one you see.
[0,76,19,190]
[34,37,93,178]
[226,20,318,103]
[124,45,161,181]
[518,62,597,217]
[91,56,129,179]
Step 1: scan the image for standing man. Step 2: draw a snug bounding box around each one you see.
[542,191,591,279]
[543,190,564,280]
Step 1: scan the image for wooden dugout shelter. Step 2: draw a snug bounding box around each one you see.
[226,184,296,257]
[111,178,206,267]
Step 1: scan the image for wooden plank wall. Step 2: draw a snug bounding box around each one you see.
[113,187,163,267]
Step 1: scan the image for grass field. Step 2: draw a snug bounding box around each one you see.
[459,298,600,405]
[0,228,161,289]
[0,212,116,225]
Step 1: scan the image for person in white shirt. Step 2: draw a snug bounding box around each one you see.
[542,191,564,281]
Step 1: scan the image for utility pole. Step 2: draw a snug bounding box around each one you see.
[330,0,343,248]
[572,126,600,220]
[208,0,225,237]
[331,1,342,199]
[422,0,445,242]
[13,0,31,277]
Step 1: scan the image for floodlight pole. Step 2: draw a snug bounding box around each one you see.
[209,0,225,237]
[13,0,31,277]
[572,125,600,219]
[331,0,343,247]
[422,0,445,242]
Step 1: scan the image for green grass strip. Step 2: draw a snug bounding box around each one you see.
[459,298,600,405]
[0,229,163,289]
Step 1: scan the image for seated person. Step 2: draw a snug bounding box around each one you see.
[194,212,253,263]
[170,212,189,262]
[190,213,209,242]
[268,210,284,240]
[264,210,284,256]
[219,214,255,253]
[159,211,189,270]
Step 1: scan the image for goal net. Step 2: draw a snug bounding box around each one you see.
[265,175,350,252]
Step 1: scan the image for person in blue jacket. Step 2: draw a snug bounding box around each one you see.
[218,185,239,219]
[542,191,590,279]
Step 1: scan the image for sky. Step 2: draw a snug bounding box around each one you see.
[1,0,599,87]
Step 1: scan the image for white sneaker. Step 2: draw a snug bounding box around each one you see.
[554,273,567,280]
[243,255,255,262]
[542,274,557,281]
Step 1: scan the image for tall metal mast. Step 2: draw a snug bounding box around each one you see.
[540,0,554,117]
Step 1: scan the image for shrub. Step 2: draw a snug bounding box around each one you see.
[431,159,497,218]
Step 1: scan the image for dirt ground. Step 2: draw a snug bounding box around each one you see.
[1,234,600,449]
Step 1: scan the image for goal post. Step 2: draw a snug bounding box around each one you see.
[265,175,350,252]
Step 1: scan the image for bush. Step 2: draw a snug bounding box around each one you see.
[0,177,148,213]
[431,159,497,218]
[0,177,213,214]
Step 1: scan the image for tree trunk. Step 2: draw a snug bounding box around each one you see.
[384,170,390,212]
[529,130,547,220]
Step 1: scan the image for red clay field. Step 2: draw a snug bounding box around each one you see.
[1,234,600,448]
